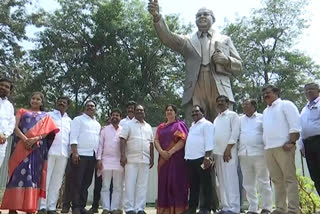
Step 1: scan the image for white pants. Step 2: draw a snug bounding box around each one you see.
[123,163,149,212]
[215,152,240,213]
[40,155,68,210]
[101,169,124,210]
[240,155,273,213]
[0,155,5,168]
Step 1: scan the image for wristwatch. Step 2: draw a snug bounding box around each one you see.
[290,141,296,145]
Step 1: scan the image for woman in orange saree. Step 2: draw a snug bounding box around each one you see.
[1,92,59,214]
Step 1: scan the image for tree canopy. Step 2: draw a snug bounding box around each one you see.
[27,0,191,125]
[223,0,320,112]
[1,0,319,125]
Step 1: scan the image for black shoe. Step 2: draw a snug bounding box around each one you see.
[137,211,146,214]
[246,212,258,214]
[81,209,94,214]
[260,210,271,214]
[197,209,210,214]
[182,209,197,214]
[111,210,123,214]
[72,208,81,214]
[89,207,99,214]
[9,211,18,214]
[37,209,47,214]
[126,211,136,214]
[61,207,70,214]
[47,211,59,214]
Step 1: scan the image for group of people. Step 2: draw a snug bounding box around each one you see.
[0,76,152,214]
[146,1,320,213]
[156,83,320,214]
[0,1,319,214]
[0,75,319,214]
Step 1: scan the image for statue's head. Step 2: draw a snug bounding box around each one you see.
[195,7,215,32]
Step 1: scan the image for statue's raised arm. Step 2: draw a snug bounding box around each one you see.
[149,2,242,124]
[148,0,160,22]
[148,0,187,54]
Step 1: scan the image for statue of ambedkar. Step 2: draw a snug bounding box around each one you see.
[148,0,242,123]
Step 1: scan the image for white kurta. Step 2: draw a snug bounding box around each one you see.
[119,119,153,212]
[0,97,15,163]
[40,110,71,211]
[213,109,240,213]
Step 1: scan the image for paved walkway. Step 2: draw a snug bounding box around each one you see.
[0,208,157,214]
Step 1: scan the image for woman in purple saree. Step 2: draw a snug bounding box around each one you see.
[155,104,189,214]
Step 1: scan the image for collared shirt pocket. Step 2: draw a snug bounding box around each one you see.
[309,107,320,120]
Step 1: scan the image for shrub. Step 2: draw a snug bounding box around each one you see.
[298,174,319,214]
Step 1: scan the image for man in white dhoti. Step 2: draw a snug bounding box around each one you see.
[120,105,154,214]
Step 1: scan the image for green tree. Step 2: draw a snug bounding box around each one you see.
[0,0,41,106]
[90,0,190,125]
[30,0,190,123]
[29,0,101,116]
[223,0,320,112]
[0,0,29,73]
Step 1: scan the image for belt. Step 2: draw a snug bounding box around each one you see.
[303,135,320,143]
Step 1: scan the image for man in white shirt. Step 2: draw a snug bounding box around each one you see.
[0,77,15,168]
[299,83,320,196]
[183,105,214,214]
[262,85,300,214]
[119,100,136,126]
[38,96,72,214]
[120,104,154,214]
[213,95,240,214]
[70,100,101,214]
[239,99,272,214]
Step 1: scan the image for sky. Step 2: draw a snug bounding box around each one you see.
[28,0,320,64]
